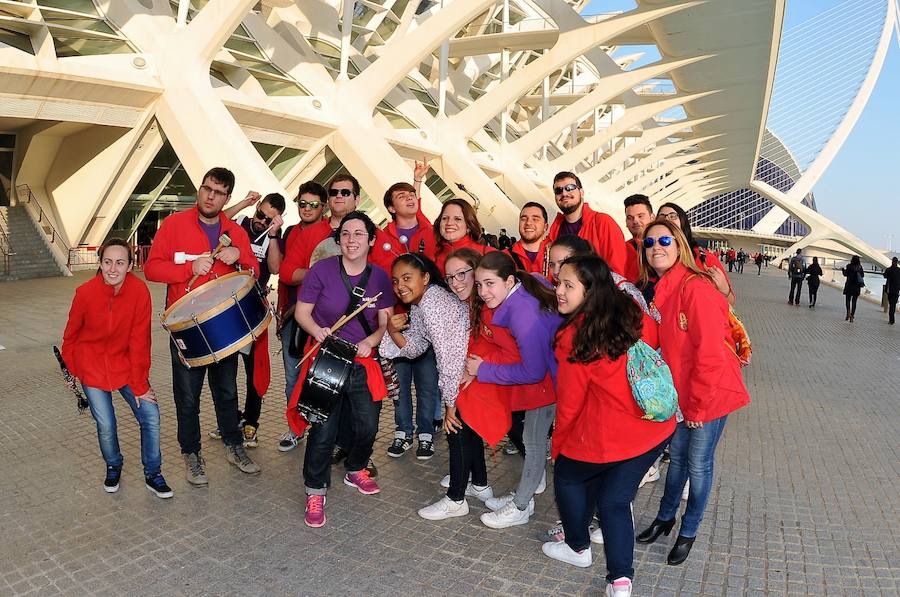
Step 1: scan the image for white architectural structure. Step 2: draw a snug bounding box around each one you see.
[0,0,895,275]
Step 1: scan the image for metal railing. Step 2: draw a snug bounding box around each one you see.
[15,183,71,269]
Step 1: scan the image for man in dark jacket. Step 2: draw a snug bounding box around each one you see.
[882,257,900,324]
[787,248,807,306]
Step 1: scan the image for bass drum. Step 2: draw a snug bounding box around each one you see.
[297,335,358,424]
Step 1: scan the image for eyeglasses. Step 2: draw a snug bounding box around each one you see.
[659,212,680,222]
[553,183,579,195]
[339,230,369,241]
[199,185,229,200]
[254,209,273,225]
[643,236,674,249]
[297,200,321,209]
[444,268,473,284]
[329,188,354,197]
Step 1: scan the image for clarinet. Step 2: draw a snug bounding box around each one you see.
[419,239,426,254]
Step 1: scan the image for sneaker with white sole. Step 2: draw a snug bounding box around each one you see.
[344,470,380,494]
[183,453,208,486]
[278,429,303,452]
[606,577,632,597]
[440,473,471,488]
[208,427,222,440]
[590,526,605,544]
[535,469,547,494]
[103,465,121,493]
[639,465,660,488]
[416,435,435,460]
[546,518,603,544]
[305,494,326,528]
[541,540,592,568]
[465,484,494,502]
[418,496,469,520]
[224,443,261,474]
[480,500,531,529]
[503,442,519,455]
[145,473,174,499]
[387,432,413,457]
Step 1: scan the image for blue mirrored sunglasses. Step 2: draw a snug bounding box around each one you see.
[643,235,674,248]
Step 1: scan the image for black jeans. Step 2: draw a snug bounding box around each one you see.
[303,364,380,494]
[169,340,242,453]
[446,413,487,501]
[845,294,859,316]
[889,293,898,324]
[507,410,526,457]
[238,343,262,428]
[789,278,803,304]
[554,438,669,582]
[808,280,819,305]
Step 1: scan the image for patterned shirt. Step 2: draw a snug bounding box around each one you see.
[380,285,470,407]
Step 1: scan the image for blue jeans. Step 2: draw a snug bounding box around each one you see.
[83,384,162,478]
[555,437,669,582]
[280,319,302,404]
[657,417,729,538]
[393,347,440,438]
[303,364,381,494]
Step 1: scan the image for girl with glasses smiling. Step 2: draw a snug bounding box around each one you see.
[635,220,750,566]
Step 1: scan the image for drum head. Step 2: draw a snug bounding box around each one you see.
[165,272,251,325]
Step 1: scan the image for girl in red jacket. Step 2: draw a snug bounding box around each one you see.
[635,220,750,566]
[61,239,171,499]
[542,255,673,596]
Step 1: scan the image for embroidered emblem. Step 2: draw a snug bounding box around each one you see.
[482,324,493,338]
[678,311,688,331]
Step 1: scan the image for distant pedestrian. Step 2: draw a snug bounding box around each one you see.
[726,248,736,272]
[497,228,512,250]
[841,256,865,322]
[882,257,900,325]
[806,257,823,308]
[754,252,763,275]
[787,249,807,305]
[736,249,745,274]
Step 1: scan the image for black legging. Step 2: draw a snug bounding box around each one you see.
[808,280,819,306]
[845,294,859,316]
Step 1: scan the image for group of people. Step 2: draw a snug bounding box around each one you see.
[61,165,752,596]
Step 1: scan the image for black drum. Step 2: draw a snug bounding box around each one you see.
[297,335,357,424]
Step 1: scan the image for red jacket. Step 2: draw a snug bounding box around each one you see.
[434,236,493,275]
[370,211,437,275]
[652,262,750,423]
[623,238,641,283]
[693,246,734,297]
[548,203,627,276]
[62,273,152,395]
[278,219,335,297]
[552,320,674,464]
[510,237,551,274]
[144,206,257,308]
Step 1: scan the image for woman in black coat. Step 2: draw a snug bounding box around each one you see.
[841,256,865,322]
[806,257,823,308]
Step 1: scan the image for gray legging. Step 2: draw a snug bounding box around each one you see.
[514,404,556,510]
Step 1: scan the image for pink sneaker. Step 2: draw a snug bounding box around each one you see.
[305,495,326,527]
[344,470,380,495]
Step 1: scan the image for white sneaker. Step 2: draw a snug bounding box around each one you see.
[541,540,592,568]
[606,577,632,596]
[418,496,469,520]
[465,484,494,502]
[535,469,547,494]
[440,473,471,488]
[639,465,660,488]
[682,479,690,501]
[590,526,605,544]
[480,500,531,529]
[485,492,515,511]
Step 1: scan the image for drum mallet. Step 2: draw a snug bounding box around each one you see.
[186,232,231,291]
[297,292,382,367]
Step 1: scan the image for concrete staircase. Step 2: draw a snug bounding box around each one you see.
[0,205,69,280]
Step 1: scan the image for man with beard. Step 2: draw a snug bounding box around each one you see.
[622,194,654,283]
[546,171,626,275]
[144,167,261,486]
[510,202,552,275]
[203,192,287,448]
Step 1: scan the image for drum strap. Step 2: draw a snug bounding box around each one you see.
[339,261,374,337]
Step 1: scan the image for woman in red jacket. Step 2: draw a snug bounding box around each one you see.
[542,255,673,596]
[432,198,491,275]
[635,220,750,566]
[62,239,171,499]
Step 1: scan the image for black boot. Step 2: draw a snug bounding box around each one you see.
[667,535,695,565]
[636,518,675,544]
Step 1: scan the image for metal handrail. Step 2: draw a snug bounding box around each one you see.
[15,184,71,263]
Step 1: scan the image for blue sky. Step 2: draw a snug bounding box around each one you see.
[584,0,900,249]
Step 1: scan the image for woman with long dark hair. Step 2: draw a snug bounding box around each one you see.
[806,256,823,308]
[842,255,865,321]
[464,251,562,529]
[433,198,491,274]
[542,255,674,596]
[635,219,750,566]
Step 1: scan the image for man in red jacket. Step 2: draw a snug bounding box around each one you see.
[546,171,626,276]
[144,167,262,486]
[622,194,654,283]
[510,202,552,275]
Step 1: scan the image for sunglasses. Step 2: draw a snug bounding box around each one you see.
[643,236,674,249]
[297,200,321,209]
[444,268,473,284]
[328,188,354,197]
[553,183,579,195]
[254,209,273,225]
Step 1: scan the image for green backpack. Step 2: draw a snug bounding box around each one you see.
[625,340,678,422]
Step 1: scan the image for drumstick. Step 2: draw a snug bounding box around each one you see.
[297,292,383,367]
[186,233,231,290]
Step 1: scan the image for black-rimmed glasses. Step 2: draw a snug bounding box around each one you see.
[444,268,473,284]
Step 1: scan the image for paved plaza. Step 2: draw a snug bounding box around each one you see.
[1,266,898,596]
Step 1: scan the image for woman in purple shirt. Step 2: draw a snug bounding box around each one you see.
[465,251,562,529]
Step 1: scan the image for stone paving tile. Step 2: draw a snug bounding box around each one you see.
[1,266,899,595]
